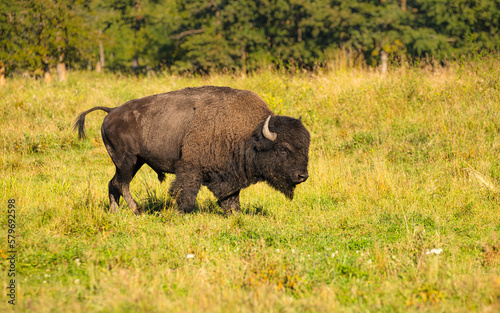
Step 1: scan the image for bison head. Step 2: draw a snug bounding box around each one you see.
[251,115,310,199]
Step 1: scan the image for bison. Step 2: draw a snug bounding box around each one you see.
[74,86,310,214]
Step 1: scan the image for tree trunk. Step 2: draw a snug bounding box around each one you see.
[346,49,352,68]
[381,50,388,76]
[240,44,247,75]
[401,0,407,12]
[96,60,102,73]
[99,41,105,68]
[132,58,139,71]
[98,29,105,70]
[132,1,142,73]
[57,62,67,81]
[0,64,5,86]
[57,47,67,81]
[44,64,53,84]
[56,27,67,81]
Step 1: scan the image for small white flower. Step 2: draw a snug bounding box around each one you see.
[74,279,80,284]
[331,253,336,258]
[44,274,51,278]
[292,249,296,253]
[367,259,372,264]
[186,254,195,259]
[276,249,280,253]
[218,248,222,251]
[43,281,47,284]
[426,248,443,255]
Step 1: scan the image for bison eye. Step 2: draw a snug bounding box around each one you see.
[279,147,287,156]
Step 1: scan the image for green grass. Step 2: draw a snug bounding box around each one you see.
[1,55,500,312]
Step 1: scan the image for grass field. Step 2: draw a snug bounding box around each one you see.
[1,55,500,312]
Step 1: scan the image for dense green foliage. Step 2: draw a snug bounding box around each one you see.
[1,0,96,75]
[1,54,500,312]
[1,0,500,74]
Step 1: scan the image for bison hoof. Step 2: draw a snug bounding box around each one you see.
[224,210,238,216]
[181,207,195,214]
[222,206,241,216]
[132,207,144,215]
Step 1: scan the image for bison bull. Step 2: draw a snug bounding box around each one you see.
[74,86,310,214]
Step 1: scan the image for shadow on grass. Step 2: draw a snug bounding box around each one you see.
[134,191,272,217]
[96,187,272,217]
[139,196,177,214]
[241,205,271,217]
[196,199,271,217]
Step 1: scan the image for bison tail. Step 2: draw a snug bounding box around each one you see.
[73,106,113,139]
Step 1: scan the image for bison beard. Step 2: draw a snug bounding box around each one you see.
[267,177,296,200]
[74,86,310,214]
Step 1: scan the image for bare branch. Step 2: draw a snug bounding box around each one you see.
[171,29,205,40]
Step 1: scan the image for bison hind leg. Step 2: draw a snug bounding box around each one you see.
[108,157,144,215]
[102,129,144,214]
[108,175,121,213]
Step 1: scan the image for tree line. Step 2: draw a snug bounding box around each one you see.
[1,0,499,81]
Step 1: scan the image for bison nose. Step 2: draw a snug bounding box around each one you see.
[293,171,309,183]
[298,173,309,182]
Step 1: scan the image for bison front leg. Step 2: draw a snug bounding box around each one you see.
[169,168,202,213]
[207,182,241,214]
[217,191,241,214]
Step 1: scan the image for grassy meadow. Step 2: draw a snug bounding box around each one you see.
[1,55,500,312]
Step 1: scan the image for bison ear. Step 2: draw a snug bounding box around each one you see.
[299,116,302,122]
[253,132,274,151]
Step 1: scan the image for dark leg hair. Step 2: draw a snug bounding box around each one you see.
[217,191,241,214]
[169,164,202,213]
[103,129,144,214]
[108,174,121,212]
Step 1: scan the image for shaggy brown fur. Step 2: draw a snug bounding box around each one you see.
[74,86,310,213]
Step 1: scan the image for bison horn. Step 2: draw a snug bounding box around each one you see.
[263,115,277,141]
[299,115,302,122]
